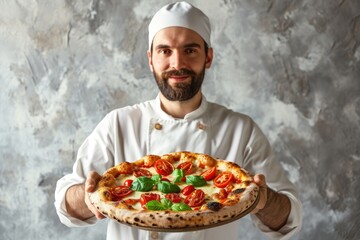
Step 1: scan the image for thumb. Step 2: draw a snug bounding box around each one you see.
[252,174,267,214]
[253,174,266,187]
[85,171,101,192]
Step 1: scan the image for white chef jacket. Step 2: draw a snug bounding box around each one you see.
[55,94,302,240]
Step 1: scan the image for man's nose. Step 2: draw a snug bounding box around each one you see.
[170,51,186,70]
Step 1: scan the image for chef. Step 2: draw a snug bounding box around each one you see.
[55,2,302,239]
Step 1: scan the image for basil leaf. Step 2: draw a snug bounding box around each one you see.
[171,203,192,212]
[151,174,162,184]
[146,200,167,210]
[157,181,181,193]
[130,176,154,192]
[185,175,207,187]
[161,198,173,209]
[172,169,184,182]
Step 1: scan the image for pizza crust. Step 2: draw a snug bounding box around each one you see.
[89,152,260,230]
[90,183,258,229]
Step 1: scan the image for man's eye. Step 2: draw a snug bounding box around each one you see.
[185,48,197,54]
[159,49,171,55]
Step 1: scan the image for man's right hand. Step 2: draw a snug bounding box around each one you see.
[84,171,106,219]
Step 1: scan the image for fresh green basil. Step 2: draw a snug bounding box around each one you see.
[151,174,162,184]
[161,198,173,209]
[171,203,192,212]
[185,175,207,187]
[146,198,174,211]
[147,200,192,211]
[146,200,167,210]
[172,169,184,182]
[157,181,181,193]
[130,176,154,192]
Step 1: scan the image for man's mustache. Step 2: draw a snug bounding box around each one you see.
[161,69,196,79]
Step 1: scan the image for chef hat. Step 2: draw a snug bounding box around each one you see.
[148,1,211,50]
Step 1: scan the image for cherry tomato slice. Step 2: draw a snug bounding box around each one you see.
[123,179,133,187]
[213,172,234,188]
[165,193,182,203]
[140,193,161,206]
[200,167,217,181]
[133,168,152,177]
[181,185,195,196]
[177,162,194,175]
[110,186,133,199]
[184,189,205,207]
[154,159,174,176]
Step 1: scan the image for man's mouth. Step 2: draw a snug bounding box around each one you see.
[168,75,191,82]
[162,69,195,81]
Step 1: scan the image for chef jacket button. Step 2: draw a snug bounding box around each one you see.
[198,123,206,130]
[154,123,162,130]
[150,231,159,239]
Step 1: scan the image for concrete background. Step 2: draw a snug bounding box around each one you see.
[1,0,359,239]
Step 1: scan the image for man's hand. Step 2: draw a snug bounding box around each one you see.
[84,171,106,219]
[252,174,267,213]
[65,171,106,220]
[251,174,291,231]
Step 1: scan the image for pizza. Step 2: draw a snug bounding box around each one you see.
[89,151,259,231]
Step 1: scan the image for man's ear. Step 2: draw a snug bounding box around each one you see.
[147,50,154,72]
[205,48,213,69]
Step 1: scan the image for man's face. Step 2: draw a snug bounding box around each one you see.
[147,27,213,101]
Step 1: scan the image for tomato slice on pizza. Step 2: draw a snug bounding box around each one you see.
[200,167,216,181]
[154,159,174,176]
[140,193,160,206]
[177,161,194,175]
[110,186,133,199]
[213,172,234,188]
[184,189,205,207]
[133,168,152,177]
[165,193,182,203]
[181,185,195,195]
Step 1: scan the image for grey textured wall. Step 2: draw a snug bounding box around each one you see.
[1,0,359,239]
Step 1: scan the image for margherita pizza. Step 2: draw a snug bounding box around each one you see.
[89,151,259,231]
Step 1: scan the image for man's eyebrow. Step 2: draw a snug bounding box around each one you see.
[183,42,202,48]
[154,42,202,50]
[155,44,170,50]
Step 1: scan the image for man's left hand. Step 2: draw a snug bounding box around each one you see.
[251,174,267,214]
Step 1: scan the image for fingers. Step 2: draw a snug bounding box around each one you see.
[85,194,106,219]
[85,171,101,192]
[253,174,266,187]
[84,171,106,219]
[84,192,106,219]
[94,210,106,219]
[251,174,267,214]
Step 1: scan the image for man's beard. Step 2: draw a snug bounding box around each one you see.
[153,66,205,101]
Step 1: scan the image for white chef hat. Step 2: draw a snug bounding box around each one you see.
[148,1,211,50]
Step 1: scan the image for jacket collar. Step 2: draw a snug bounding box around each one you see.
[154,93,208,121]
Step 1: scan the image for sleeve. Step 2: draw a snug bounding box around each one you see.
[242,120,303,239]
[54,113,116,227]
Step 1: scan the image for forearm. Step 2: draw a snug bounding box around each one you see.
[255,187,291,231]
[65,184,94,220]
